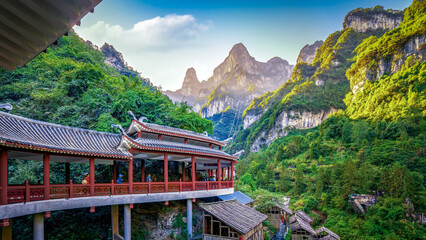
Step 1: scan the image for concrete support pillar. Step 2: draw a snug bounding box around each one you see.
[33,213,44,240]
[187,199,192,239]
[65,163,70,184]
[1,218,12,240]
[111,205,119,238]
[0,150,8,205]
[124,204,131,240]
[43,155,50,200]
[164,154,168,192]
[89,158,95,196]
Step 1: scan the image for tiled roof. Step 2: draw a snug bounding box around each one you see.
[295,210,314,223]
[0,111,131,158]
[129,137,237,161]
[0,0,102,71]
[289,215,316,235]
[315,227,340,240]
[275,203,293,215]
[129,120,226,146]
[218,191,254,205]
[200,200,268,234]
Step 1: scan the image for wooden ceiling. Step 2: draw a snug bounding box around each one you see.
[0,0,102,71]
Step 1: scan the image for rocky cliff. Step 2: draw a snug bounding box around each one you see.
[250,108,338,152]
[164,67,202,104]
[343,6,403,32]
[296,40,323,64]
[199,43,293,117]
[100,43,139,78]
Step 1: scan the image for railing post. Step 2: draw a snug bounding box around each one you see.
[69,179,73,198]
[148,180,151,193]
[179,179,182,192]
[207,179,209,191]
[25,180,30,202]
[111,180,115,195]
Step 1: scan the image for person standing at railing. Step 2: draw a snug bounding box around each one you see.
[117,174,123,184]
[146,174,153,183]
[82,174,90,184]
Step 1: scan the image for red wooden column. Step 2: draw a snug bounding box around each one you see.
[217,159,221,187]
[184,138,188,144]
[219,146,222,150]
[89,158,95,196]
[65,162,70,184]
[164,154,168,192]
[113,161,117,183]
[128,158,133,194]
[137,132,142,138]
[0,150,8,205]
[141,159,145,182]
[158,134,162,140]
[231,162,234,187]
[43,154,50,200]
[209,143,212,148]
[182,162,185,181]
[191,156,195,191]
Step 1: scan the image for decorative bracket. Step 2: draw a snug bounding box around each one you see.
[0,103,13,111]
[111,124,128,136]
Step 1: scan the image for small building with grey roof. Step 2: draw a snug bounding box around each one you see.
[199,200,268,240]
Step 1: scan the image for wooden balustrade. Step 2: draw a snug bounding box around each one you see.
[4,180,234,204]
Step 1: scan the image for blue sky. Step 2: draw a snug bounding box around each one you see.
[75,0,412,91]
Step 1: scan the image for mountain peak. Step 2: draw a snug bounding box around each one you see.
[229,43,250,57]
[183,67,199,84]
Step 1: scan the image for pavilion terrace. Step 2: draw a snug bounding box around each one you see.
[0,110,236,239]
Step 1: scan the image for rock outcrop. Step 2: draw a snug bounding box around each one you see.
[343,6,403,32]
[101,43,138,78]
[296,40,323,64]
[250,108,338,152]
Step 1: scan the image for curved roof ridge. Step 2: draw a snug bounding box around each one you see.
[0,111,121,137]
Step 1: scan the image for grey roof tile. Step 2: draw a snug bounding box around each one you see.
[200,200,268,234]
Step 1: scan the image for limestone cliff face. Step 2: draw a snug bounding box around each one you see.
[296,40,323,64]
[164,43,294,118]
[100,43,138,78]
[200,43,293,117]
[352,33,426,95]
[343,7,403,32]
[250,108,338,152]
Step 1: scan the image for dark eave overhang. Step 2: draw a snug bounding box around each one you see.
[0,0,102,71]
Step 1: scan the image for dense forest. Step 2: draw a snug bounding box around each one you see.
[0,31,212,240]
[235,1,425,239]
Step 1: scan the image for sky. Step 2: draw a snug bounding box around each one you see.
[74,0,412,91]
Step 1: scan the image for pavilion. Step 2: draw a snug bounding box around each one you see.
[0,111,237,240]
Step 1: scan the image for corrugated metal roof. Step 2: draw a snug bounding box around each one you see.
[0,111,130,158]
[0,0,102,71]
[218,191,254,205]
[200,200,268,234]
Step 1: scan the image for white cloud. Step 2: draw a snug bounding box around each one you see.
[75,14,209,51]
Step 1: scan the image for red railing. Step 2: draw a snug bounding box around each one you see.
[2,180,233,204]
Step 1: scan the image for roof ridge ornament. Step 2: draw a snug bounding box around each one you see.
[203,131,209,136]
[128,110,137,120]
[138,116,148,123]
[111,124,128,136]
[0,103,13,111]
